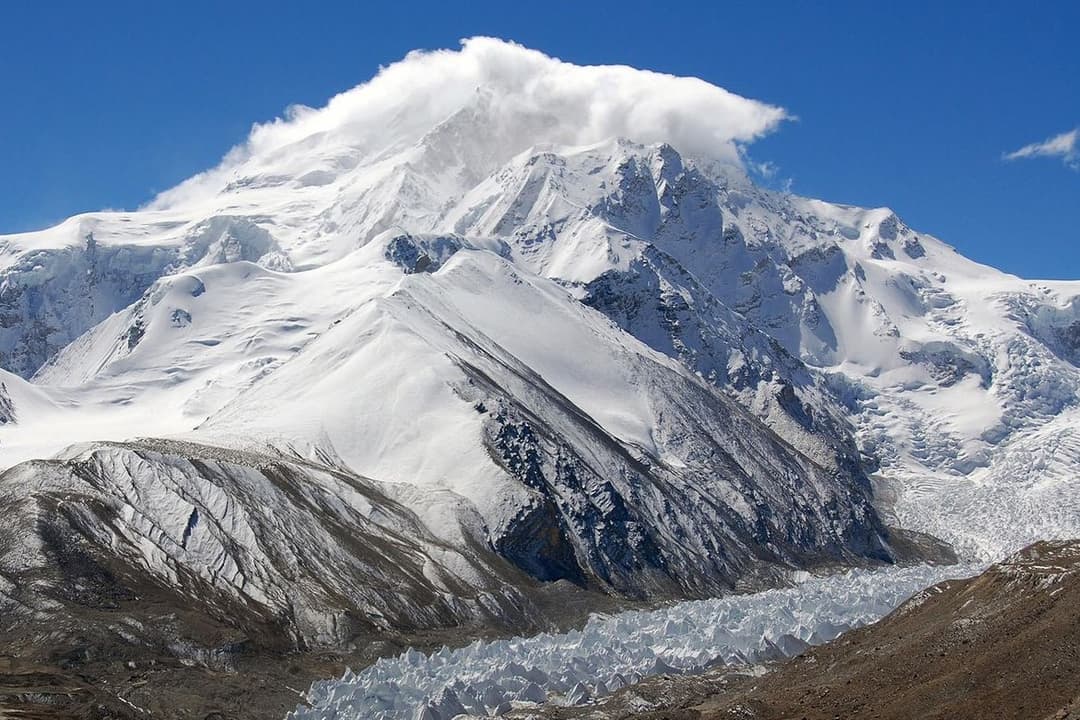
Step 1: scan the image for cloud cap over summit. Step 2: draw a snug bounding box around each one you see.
[150,37,788,209]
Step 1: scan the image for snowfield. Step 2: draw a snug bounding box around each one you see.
[0,36,1078,720]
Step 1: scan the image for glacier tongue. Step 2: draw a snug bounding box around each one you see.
[290,563,972,720]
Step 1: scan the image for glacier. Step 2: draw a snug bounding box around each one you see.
[289,563,973,720]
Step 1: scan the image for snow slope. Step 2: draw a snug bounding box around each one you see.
[6,229,895,601]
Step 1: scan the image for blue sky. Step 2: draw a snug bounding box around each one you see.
[1,0,1077,278]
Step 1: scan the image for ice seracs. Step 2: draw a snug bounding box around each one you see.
[288,563,972,720]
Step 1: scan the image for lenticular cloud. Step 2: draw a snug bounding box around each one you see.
[150,37,788,209]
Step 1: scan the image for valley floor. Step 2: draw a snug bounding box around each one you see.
[5,540,1077,719]
[289,560,969,719]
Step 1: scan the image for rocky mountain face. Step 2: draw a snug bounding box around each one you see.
[0,439,578,719]
[0,440,543,645]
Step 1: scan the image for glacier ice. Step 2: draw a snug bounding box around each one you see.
[290,563,973,720]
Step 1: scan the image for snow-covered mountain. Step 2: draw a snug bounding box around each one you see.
[1,39,1078,708]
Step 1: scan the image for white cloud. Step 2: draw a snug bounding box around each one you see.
[749,159,779,180]
[149,37,788,209]
[1004,128,1079,170]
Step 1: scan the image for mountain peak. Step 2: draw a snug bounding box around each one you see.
[146,38,788,213]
